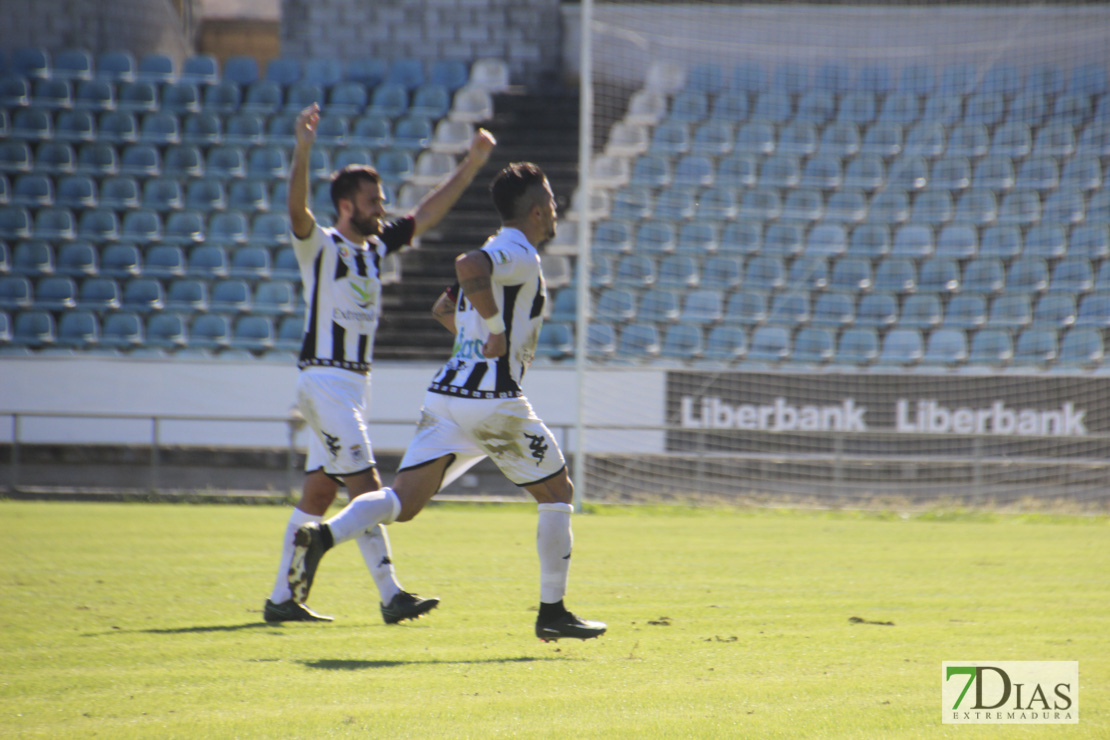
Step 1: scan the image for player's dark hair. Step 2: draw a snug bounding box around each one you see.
[490,162,547,222]
[330,165,381,212]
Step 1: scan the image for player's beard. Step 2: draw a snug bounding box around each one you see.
[350,212,381,238]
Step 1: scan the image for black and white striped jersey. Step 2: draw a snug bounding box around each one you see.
[429,227,547,399]
[292,218,414,373]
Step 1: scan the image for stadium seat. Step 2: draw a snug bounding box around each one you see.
[903,121,946,157]
[164,278,209,313]
[827,256,872,292]
[745,325,791,363]
[205,146,246,179]
[952,189,998,227]
[790,327,834,364]
[648,254,692,289]
[846,223,890,259]
[990,122,1032,159]
[967,328,1013,366]
[56,309,100,348]
[0,205,32,240]
[248,212,290,248]
[891,224,934,258]
[1049,257,1094,293]
[899,293,943,329]
[1032,292,1077,329]
[703,325,747,361]
[13,308,55,346]
[187,245,228,277]
[209,279,252,314]
[978,226,1021,260]
[271,246,299,281]
[73,207,118,244]
[842,154,885,191]
[95,50,136,83]
[586,322,617,358]
[10,239,53,276]
[1070,225,1109,260]
[930,157,971,192]
[1006,257,1049,293]
[34,275,77,310]
[659,323,704,360]
[189,313,232,350]
[855,292,898,328]
[739,188,782,221]
[919,327,968,367]
[1056,327,1104,368]
[831,327,877,366]
[718,221,762,256]
[428,59,470,93]
[996,189,1041,227]
[617,322,661,359]
[31,78,73,110]
[230,315,274,352]
[809,291,855,328]
[33,206,76,240]
[99,243,142,279]
[708,91,749,123]
[0,274,33,310]
[868,190,909,224]
[594,287,636,322]
[118,208,162,242]
[918,257,960,294]
[637,288,680,323]
[100,311,144,349]
[723,290,768,326]
[10,173,53,208]
[876,328,923,367]
[988,293,1033,329]
[743,255,785,289]
[873,258,916,293]
[56,241,98,278]
[143,244,186,279]
[54,174,96,210]
[787,255,829,290]
[1012,328,1058,366]
[11,108,53,141]
[962,258,1005,294]
[253,280,296,315]
[141,177,184,213]
[781,189,823,222]
[679,289,724,325]
[935,225,977,259]
[221,55,259,86]
[119,275,164,313]
[943,293,988,329]
[766,291,810,326]
[222,112,266,147]
[700,255,742,290]
[145,312,188,348]
[34,142,77,175]
[228,245,271,279]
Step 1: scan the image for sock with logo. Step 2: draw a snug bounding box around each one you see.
[326,487,402,545]
[536,502,574,605]
[270,508,321,604]
[355,523,402,605]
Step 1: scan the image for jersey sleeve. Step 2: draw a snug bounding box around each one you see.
[380,216,417,255]
[483,242,537,284]
[290,220,323,268]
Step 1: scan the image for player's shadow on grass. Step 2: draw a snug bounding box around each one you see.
[301,656,565,671]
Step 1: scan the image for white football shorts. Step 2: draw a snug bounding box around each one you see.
[399,391,566,489]
[296,366,376,477]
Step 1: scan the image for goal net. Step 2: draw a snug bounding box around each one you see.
[559,1,1110,506]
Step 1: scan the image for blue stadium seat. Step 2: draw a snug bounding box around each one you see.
[709,91,749,123]
[221,55,258,86]
[921,328,968,367]
[273,314,305,352]
[690,120,734,157]
[228,245,271,280]
[1049,257,1093,293]
[367,83,409,118]
[1006,257,1049,293]
[1056,327,1104,368]
[738,188,782,221]
[976,226,1019,260]
[857,290,900,327]
[1032,292,1077,329]
[821,123,861,159]
[703,325,747,361]
[679,289,724,325]
[586,322,617,358]
[253,280,296,315]
[734,121,776,155]
[205,145,246,179]
[100,311,143,349]
[700,255,742,290]
[182,177,226,212]
[56,241,98,277]
[792,327,834,364]
[635,220,677,255]
[10,173,53,208]
[0,274,32,310]
[114,81,159,116]
[744,254,785,288]
[54,109,97,143]
[943,293,988,329]
[834,327,879,365]
[715,154,757,189]
[781,188,823,221]
[32,206,75,240]
[11,107,53,140]
[745,325,791,363]
[787,255,828,290]
[810,291,855,328]
[824,189,867,224]
[229,315,274,352]
[594,287,636,322]
[1042,189,1085,225]
[846,223,890,259]
[723,290,768,326]
[120,276,164,313]
[99,243,142,279]
[658,322,704,360]
[718,221,762,256]
[206,211,249,247]
[283,81,324,112]
[997,189,1041,227]
[842,154,885,191]
[141,177,184,213]
[962,258,1005,294]
[143,244,186,279]
[31,78,73,110]
[11,239,53,275]
[57,309,100,347]
[877,328,923,367]
[910,190,954,226]
[935,225,977,259]
[348,113,392,149]
[209,278,252,314]
[1076,293,1110,328]
[869,190,910,225]
[35,276,77,310]
[95,50,136,83]
[1012,327,1058,366]
[899,293,943,329]
[617,322,660,359]
[145,312,188,349]
[1070,225,1109,260]
[374,149,414,185]
[766,291,809,326]
[13,309,56,346]
[187,245,228,278]
[918,258,960,294]
[34,142,76,175]
[248,212,290,248]
[988,293,1033,329]
[794,91,834,126]
[1022,225,1065,260]
[968,328,1013,366]
[827,256,872,292]
[236,80,281,116]
[655,254,698,289]
[118,208,162,243]
[189,313,232,350]
[0,206,32,240]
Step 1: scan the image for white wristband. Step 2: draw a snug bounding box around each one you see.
[484,313,506,334]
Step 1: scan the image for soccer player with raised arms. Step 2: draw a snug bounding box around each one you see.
[263,104,495,624]
[288,162,606,641]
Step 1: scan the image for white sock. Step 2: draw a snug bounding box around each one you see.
[355,524,402,605]
[537,503,574,604]
[270,508,321,603]
[326,487,402,545]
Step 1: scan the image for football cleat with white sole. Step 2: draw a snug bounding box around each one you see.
[263,598,333,623]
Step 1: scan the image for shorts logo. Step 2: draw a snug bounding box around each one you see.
[350,444,363,461]
[523,432,548,465]
[491,249,510,265]
[323,431,341,459]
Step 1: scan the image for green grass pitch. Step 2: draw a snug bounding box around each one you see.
[1,500,1106,738]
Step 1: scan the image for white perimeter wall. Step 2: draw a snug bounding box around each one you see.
[0,358,666,454]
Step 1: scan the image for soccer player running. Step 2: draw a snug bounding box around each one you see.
[264,104,495,624]
[288,162,606,641]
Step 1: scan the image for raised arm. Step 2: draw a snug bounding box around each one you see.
[411,129,497,237]
[287,104,320,240]
[455,249,505,358]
